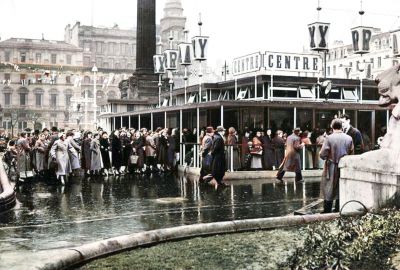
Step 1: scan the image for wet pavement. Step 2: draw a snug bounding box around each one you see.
[0,174,321,254]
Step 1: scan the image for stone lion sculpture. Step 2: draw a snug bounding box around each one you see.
[374,64,400,150]
[339,64,400,174]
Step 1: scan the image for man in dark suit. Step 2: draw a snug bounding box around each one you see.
[340,114,364,155]
[209,126,226,189]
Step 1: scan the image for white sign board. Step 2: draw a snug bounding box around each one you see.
[264,52,321,73]
[232,51,322,76]
[232,52,262,75]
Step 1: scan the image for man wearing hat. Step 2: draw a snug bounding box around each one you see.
[209,126,226,189]
[199,126,214,182]
[276,127,304,183]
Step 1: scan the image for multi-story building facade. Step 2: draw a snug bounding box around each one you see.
[326,28,400,80]
[64,22,136,70]
[0,0,203,135]
[0,38,84,133]
[0,32,130,134]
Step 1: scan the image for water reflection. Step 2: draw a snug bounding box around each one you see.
[0,174,320,252]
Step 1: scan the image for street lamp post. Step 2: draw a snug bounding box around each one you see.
[163,31,178,107]
[92,65,98,130]
[358,63,365,104]
[178,29,193,104]
[192,13,209,104]
[168,33,174,106]
[84,88,88,130]
[11,112,17,138]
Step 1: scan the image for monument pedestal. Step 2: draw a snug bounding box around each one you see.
[127,72,159,100]
[339,148,400,213]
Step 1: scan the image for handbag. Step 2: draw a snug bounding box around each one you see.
[129,155,139,165]
[250,148,263,156]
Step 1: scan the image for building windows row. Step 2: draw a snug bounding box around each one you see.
[82,41,135,56]
[7,51,73,65]
[2,121,27,130]
[327,56,384,77]
[83,56,133,69]
[2,92,73,107]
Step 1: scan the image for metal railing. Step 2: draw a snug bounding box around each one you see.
[179,142,326,172]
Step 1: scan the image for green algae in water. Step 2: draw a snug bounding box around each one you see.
[80,229,305,270]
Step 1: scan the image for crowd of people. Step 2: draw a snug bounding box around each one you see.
[4,126,182,185]
[1,113,367,196]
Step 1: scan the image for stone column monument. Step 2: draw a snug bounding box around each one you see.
[136,0,156,74]
[120,0,159,100]
[339,64,400,212]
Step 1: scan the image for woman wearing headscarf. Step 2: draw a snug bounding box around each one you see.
[34,133,48,176]
[250,130,263,170]
[16,132,31,178]
[300,131,313,169]
[226,127,240,171]
[157,129,169,171]
[90,133,103,175]
[132,131,145,173]
[50,133,71,185]
[99,132,112,175]
[145,131,157,173]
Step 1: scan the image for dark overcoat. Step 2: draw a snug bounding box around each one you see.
[81,138,92,170]
[211,133,226,182]
[272,136,285,167]
[111,136,123,168]
[133,137,145,169]
[158,135,169,167]
[262,135,275,170]
[99,138,111,169]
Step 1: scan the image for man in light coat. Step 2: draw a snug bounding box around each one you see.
[65,131,81,174]
[320,119,354,213]
[276,128,304,183]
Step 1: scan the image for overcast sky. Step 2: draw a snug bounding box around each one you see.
[1,0,400,68]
